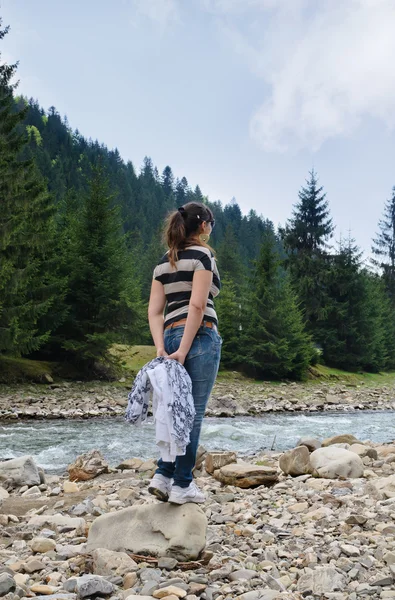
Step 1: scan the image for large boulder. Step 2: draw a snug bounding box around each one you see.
[0,456,41,487]
[205,451,237,475]
[321,434,361,447]
[67,450,109,482]
[365,474,395,499]
[296,437,321,452]
[279,446,312,476]
[310,447,364,479]
[213,463,278,488]
[349,443,378,460]
[86,503,207,561]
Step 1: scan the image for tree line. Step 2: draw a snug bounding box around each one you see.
[1,22,395,379]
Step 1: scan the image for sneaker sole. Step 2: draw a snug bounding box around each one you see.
[148,486,169,502]
[168,496,205,505]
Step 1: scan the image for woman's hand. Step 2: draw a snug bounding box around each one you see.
[167,350,187,365]
[156,347,168,358]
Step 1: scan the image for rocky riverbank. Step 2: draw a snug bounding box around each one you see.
[1,378,395,421]
[2,436,395,599]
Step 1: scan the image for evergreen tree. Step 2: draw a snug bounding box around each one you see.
[215,278,241,367]
[0,22,60,356]
[372,187,395,304]
[281,170,334,334]
[320,237,389,371]
[216,224,245,288]
[55,164,144,368]
[242,232,314,379]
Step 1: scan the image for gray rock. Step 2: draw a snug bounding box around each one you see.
[157,557,178,570]
[0,574,16,596]
[91,548,137,577]
[0,456,41,487]
[296,437,321,452]
[66,575,114,598]
[310,447,364,479]
[297,567,346,594]
[86,503,207,561]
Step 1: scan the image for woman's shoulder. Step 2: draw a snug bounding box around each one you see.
[185,244,213,257]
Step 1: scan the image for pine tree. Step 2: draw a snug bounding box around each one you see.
[0,22,60,356]
[242,232,314,379]
[372,187,395,304]
[215,278,241,367]
[281,170,334,334]
[56,164,144,368]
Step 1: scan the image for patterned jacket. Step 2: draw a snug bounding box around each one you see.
[125,357,195,461]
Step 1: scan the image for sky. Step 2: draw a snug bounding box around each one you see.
[2,0,395,257]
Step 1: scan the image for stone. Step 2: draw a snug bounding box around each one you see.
[116,458,143,470]
[297,567,346,594]
[24,559,46,573]
[153,587,187,598]
[213,462,278,488]
[123,573,138,589]
[367,475,395,499]
[21,485,41,497]
[86,503,207,561]
[0,573,16,596]
[349,443,378,459]
[30,537,57,553]
[63,481,79,493]
[67,575,113,598]
[238,592,279,600]
[296,437,321,452]
[205,452,237,474]
[123,596,155,600]
[279,446,311,476]
[157,557,178,570]
[288,501,309,513]
[0,486,9,500]
[310,447,364,479]
[0,456,41,487]
[229,569,257,581]
[322,434,361,447]
[31,596,76,600]
[67,449,109,481]
[30,584,58,595]
[27,514,86,535]
[91,548,138,576]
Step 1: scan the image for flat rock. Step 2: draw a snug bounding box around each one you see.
[0,573,16,596]
[28,514,86,535]
[65,575,114,598]
[30,537,57,553]
[366,474,395,499]
[86,503,207,561]
[213,462,278,488]
[310,447,364,479]
[297,567,346,594]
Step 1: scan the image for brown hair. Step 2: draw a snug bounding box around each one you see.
[164,202,214,268]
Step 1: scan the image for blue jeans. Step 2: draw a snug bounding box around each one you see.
[155,324,222,487]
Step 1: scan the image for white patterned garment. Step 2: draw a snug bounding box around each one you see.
[125,357,195,461]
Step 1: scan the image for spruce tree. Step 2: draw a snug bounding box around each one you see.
[215,278,241,367]
[281,170,334,335]
[0,22,60,356]
[242,232,314,380]
[372,187,395,305]
[56,163,144,368]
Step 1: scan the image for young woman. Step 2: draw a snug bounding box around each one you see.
[148,202,222,504]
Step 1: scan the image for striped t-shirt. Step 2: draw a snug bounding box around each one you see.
[153,245,221,327]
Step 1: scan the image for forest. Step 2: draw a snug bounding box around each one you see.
[2,22,395,380]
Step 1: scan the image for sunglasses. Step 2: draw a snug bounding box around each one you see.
[208,219,215,229]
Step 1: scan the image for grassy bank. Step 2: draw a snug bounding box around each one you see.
[1,345,395,387]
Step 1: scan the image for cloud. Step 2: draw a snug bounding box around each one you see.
[203,0,395,152]
[130,0,181,30]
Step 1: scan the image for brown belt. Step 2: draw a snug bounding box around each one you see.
[164,318,217,332]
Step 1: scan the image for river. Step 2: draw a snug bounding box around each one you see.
[1,410,394,473]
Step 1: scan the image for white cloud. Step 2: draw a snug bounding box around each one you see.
[130,0,181,30]
[203,0,395,152]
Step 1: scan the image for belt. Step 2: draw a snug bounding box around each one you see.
[164,318,217,332]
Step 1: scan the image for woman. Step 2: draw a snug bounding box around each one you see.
[148,202,222,504]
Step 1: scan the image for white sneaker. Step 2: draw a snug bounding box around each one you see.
[148,474,172,502]
[168,482,206,505]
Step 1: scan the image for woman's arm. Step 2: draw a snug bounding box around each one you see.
[148,280,167,356]
[168,269,213,364]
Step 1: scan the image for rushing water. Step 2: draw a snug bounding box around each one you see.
[1,411,395,474]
